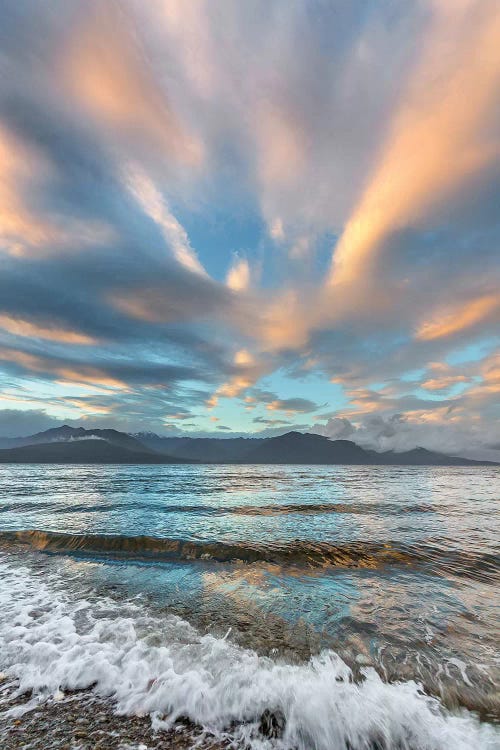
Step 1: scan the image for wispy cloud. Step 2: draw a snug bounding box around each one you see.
[328,1,500,291]
[0,0,498,452]
[415,295,500,341]
[124,164,207,275]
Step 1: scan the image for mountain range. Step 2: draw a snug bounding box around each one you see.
[0,425,495,465]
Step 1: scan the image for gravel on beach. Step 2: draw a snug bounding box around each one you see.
[0,680,229,750]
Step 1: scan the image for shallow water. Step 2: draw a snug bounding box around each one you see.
[0,464,499,748]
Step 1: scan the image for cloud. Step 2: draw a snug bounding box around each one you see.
[165,409,195,421]
[0,314,97,345]
[421,375,470,392]
[313,410,500,462]
[269,218,285,242]
[255,99,306,190]
[328,1,500,291]
[226,256,250,291]
[266,397,320,414]
[0,409,61,438]
[415,294,500,341]
[312,347,500,460]
[205,349,269,404]
[313,416,356,441]
[0,343,204,392]
[253,416,293,427]
[124,164,206,275]
[0,122,115,257]
[0,1,498,448]
[243,388,322,415]
[62,1,203,169]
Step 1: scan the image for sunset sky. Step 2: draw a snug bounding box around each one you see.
[0,0,499,458]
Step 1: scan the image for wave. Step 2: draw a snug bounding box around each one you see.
[221,501,438,516]
[1,530,498,581]
[0,500,438,516]
[0,558,497,750]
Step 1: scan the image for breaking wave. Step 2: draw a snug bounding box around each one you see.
[0,558,497,750]
[0,529,498,581]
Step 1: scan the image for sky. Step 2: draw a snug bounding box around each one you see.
[0,0,499,459]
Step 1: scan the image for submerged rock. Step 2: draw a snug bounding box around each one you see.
[259,708,286,739]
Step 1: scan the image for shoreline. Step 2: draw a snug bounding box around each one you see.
[2,675,499,750]
[0,682,229,750]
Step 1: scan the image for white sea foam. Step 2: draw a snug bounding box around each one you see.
[0,557,498,750]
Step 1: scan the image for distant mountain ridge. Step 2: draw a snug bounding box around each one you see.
[242,432,370,464]
[0,425,147,453]
[0,425,493,465]
[133,432,263,462]
[0,426,193,464]
[135,429,496,465]
[0,440,190,464]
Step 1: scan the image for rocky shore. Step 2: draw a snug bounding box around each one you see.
[0,681,228,750]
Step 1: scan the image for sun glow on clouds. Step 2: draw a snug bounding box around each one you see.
[328,0,500,290]
[124,164,206,275]
[64,2,203,168]
[0,125,54,255]
[415,295,499,341]
[0,0,499,454]
[0,315,96,345]
[0,348,126,391]
[0,124,114,257]
[226,257,250,291]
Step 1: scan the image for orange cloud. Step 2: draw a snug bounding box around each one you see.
[217,376,254,399]
[51,368,127,391]
[0,393,42,407]
[421,375,469,391]
[328,1,500,288]
[459,352,500,398]
[0,347,126,391]
[226,257,250,292]
[265,401,301,415]
[0,347,47,372]
[54,380,117,395]
[233,349,254,366]
[64,4,203,166]
[205,350,260,406]
[480,353,500,392]
[415,294,499,341]
[0,123,115,257]
[64,399,112,416]
[0,314,97,345]
[256,290,313,351]
[0,125,55,255]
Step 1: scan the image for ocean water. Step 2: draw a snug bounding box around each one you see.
[0,463,499,749]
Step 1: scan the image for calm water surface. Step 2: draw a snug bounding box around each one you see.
[0,464,498,749]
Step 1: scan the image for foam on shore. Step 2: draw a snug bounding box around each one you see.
[0,557,498,750]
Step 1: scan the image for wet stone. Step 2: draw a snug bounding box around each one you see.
[259,708,286,739]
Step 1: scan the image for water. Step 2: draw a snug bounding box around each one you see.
[0,464,499,748]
